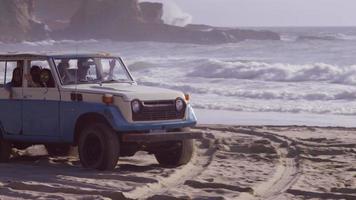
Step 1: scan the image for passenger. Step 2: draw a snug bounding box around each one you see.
[57,59,69,80]
[5,67,23,99]
[27,65,42,87]
[8,67,23,87]
[40,69,55,88]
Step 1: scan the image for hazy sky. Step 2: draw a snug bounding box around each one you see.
[173,0,356,27]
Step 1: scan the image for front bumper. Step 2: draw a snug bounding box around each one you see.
[121,131,203,143]
[104,104,198,132]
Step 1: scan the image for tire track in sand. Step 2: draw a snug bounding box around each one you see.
[203,127,301,200]
[124,131,217,200]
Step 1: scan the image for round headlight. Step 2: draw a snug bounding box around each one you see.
[175,98,185,112]
[131,100,141,113]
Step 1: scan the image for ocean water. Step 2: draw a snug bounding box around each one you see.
[1,27,356,125]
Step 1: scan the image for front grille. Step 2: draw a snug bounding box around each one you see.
[132,100,185,121]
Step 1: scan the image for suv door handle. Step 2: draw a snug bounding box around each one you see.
[23,95,32,99]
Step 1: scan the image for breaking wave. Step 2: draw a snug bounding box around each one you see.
[297,34,356,41]
[21,39,99,46]
[162,1,192,26]
[285,33,356,42]
[137,80,356,102]
[187,59,356,85]
[140,0,192,26]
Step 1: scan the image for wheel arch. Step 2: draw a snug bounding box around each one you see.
[73,112,113,145]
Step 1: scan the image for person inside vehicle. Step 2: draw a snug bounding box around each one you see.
[105,59,116,81]
[40,69,55,88]
[63,68,77,84]
[77,58,91,82]
[5,67,23,99]
[57,59,69,80]
[27,65,42,87]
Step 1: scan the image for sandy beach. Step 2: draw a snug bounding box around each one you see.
[0,125,355,200]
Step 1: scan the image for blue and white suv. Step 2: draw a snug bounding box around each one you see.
[0,53,199,170]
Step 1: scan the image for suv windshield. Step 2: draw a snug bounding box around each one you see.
[54,57,133,85]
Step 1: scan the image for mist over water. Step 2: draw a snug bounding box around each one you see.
[1,27,356,118]
[139,0,192,26]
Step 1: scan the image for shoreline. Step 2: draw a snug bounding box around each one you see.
[195,109,356,128]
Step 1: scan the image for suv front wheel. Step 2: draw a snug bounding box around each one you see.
[78,123,119,170]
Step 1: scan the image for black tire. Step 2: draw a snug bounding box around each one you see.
[154,129,195,167]
[45,144,71,157]
[0,138,11,162]
[78,123,119,170]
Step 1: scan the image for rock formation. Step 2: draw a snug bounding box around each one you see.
[63,0,143,39]
[59,0,280,43]
[33,0,83,31]
[139,2,163,24]
[0,0,281,43]
[0,0,47,42]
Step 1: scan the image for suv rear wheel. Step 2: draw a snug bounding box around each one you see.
[0,138,11,162]
[78,123,119,170]
[154,128,195,167]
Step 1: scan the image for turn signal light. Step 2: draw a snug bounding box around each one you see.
[102,94,114,105]
[184,93,190,101]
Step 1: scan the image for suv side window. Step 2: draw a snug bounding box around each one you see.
[0,61,23,88]
[28,60,55,88]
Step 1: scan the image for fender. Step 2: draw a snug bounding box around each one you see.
[61,102,197,143]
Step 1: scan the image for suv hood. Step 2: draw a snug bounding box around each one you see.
[62,83,184,101]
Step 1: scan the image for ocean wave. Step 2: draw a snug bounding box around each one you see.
[136,79,356,101]
[296,33,356,41]
[209,90,356,101]
[334,33,356,41]
[127,61,160,71]
[21,39,99,46]
[187,59,356,85]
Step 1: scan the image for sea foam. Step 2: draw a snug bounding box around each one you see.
[187,59,356,85]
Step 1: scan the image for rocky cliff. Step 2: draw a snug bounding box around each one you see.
[0,0,280,44]
[58,0,280,43]
[34,0,83,31]
[139,2,163,24]
[0,0,47,42]
[62,0,143,39]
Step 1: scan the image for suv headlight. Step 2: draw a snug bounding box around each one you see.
[175,98,185,112]
[131,100,141,113]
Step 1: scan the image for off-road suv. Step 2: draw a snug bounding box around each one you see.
[0,53,199,170]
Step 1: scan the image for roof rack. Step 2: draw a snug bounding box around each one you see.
[0,52,118,59]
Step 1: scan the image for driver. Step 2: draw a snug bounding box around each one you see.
[57,59,69,80]
[77,58,90,82]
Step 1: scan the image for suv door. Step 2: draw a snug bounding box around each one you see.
[0,60,23,135]
[22,59,60,137]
